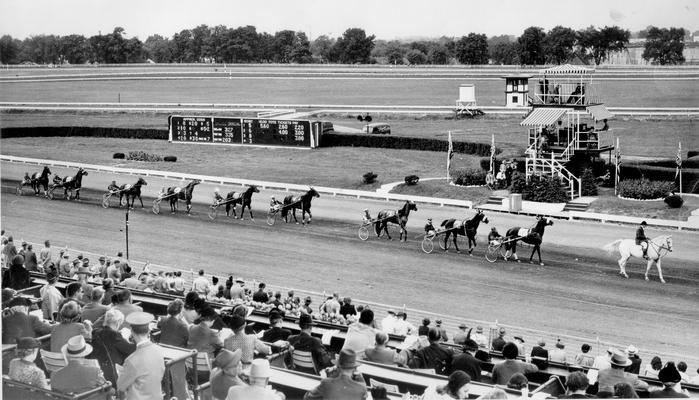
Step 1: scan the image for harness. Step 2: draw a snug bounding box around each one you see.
[647,238,672,259]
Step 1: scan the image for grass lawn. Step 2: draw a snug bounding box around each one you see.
[391,179,493,206]
[588,187,699,220]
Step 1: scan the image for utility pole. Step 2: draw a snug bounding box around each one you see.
[125,207,130,260]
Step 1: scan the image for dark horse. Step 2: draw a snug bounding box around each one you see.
[374,200,418,242]
[164,179,201,214]
[51,168,88,200]
[440,209,489,254]
[282,187,320,224]
[221,185,260,219]
[505,216,554,265]
[120,177,148,208]
[23,166,52,196]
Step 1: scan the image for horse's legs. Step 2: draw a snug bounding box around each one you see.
[186,200,192,215]
[656,259,665,283]
[399,223,407,242]
[292,208,299,224]
[443,232,450,251]
[617,256,629,278]
[452,233,460,253]
[530,245,543,265]
[138,194,144,208]
[305,208,312,224]
[383,222,392,240]
[248,204,254,220]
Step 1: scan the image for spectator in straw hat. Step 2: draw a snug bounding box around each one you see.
[8,337,49,389]
[492,327,507,351]
[117,312,165,400]
[51,335,106,395]
[453,323,469,346]
[210,349,244,400]
[649,362,688,398]
[472,325,488,348]
[625,345,642,375]
[227,358,285,400]
[305,348,367,400]
[597,349,648,396]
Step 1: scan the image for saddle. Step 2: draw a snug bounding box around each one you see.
[65,176,73,183]
[517,228,529,237]
[122,184,132,190]
[173,187,182,194]
[231,192,243,200]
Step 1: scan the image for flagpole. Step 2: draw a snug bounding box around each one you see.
[615,137,619,196]
[679,142,683,195]
[490,133,495,175]
[447,130,452,181]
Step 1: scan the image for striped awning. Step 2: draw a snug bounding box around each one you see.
[520,108,568,126]
[586,104,614,121]
[541,64,594,75]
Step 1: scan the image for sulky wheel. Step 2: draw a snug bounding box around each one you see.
[102,193,111,208]
[485,244,501,263]
[358,225,369,241]
[152,198,162,214]
[266,212,277,226]
[421,236,434,254]
[119,194,127,207]
[208,204,219,220]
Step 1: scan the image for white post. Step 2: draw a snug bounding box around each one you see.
[447,130,453,181]
[679,141,683,195]
[615,137,620,196]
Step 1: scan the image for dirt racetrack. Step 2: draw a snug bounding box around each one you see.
[2,179,698,367]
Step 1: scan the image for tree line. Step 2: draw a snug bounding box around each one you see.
[0,24,688,66]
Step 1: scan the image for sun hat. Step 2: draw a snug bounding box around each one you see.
[459,323,467,329]
[235,277,245,283]
[249,359,272,378]
[498,327,506,335]
[476,326,484,334]
[556,340,564,349]
[608,349,632,367]
[514,336,525,343]
[125,311,154,328]
[337,348,360,369]
[626,345,638,356]
[214,349,242,370]
[62,335,93,358]
[298,313,315,327]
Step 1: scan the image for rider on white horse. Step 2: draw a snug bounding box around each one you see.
[635,221,649,260]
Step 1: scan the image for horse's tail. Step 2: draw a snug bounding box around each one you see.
[603,239,623,255]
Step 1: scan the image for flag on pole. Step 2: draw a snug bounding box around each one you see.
[447,131,454,179]
[615,138,621,195]
[675,142,682,179]
[490,134,496,174]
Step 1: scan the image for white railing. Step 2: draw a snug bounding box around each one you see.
[525,155,581,200]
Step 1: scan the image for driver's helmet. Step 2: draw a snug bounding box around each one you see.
[271,196,276,200]
[427,218,432,223]
[111,180,117,185]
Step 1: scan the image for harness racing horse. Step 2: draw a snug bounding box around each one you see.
[120,177,148,208]
[603,235,673,283]
[282,187,320,225]
[224,185,260,219]
[374,200,418,242]
[164,179,201,214]
[19,166,52,196]
[50,168,88,200]
[504,216,554,265]
[440,209,489,254]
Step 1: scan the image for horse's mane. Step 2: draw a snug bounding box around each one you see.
[530,218,550,235]
[398,201,413,217]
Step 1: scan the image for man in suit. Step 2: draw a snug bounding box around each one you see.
[261,310,291,344]
[286,314,333,374]
[2,296,52,344]
[157,299,189,348]
[304,349,367,400]
[491,327,507,351]
[408,328,455,375]
[51,335,107,395]
[451,334,482,382]
[117,312,166,400]
[625,345,643,375]
[530,339,549,370]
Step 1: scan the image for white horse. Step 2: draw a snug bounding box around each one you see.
[603,235,673,283]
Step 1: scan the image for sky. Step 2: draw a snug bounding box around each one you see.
[1,0,697,40]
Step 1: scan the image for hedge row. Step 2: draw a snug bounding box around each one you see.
[451,168,486,186]
[0,126,168,140]
[619,164,699,194]
[619,179,676,200]
[320,133,495,156]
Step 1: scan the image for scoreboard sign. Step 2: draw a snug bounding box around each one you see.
[169,116,320,148]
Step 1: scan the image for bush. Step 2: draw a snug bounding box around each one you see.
[451,168,486,186]
[510,171,527,194]
[618,179,675,199]
[320,133,496,156]
[688,150,699,158]
[363,172,378,184]
[580,168,598,196]
[127,151,163,162]
[523,175,568,203]
[113,152,125,159]
[164,156,177,162]
[619,163,699,193]
[664,194,684,208]
[404,175,420,185]
[0,126,168,139]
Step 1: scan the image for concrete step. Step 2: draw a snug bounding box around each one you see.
[563,201,589,212]
[486,195,506,205]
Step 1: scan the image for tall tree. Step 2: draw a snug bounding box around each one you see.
[642,26,685,65]
[289,32,313,63]
[455,33,489,64]
[190,24,212,62]
[427,44,450,65]
[310,35,335,63]
[543,26,577,64]
[171,29,195,62]
[490,41,519,65]
[576,25,629,65]
[59,34,89,64]
[406,49,427,65]
[331,28,375,64]
[0,35,21,64]
[143,34,172,62]
[518,27,546,65]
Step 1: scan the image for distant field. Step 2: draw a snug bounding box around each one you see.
[1,65,699,108]
[2,110,696,158]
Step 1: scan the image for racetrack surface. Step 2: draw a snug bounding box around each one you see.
[2,175,698,366]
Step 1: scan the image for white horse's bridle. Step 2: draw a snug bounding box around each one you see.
[649,236,673,259]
